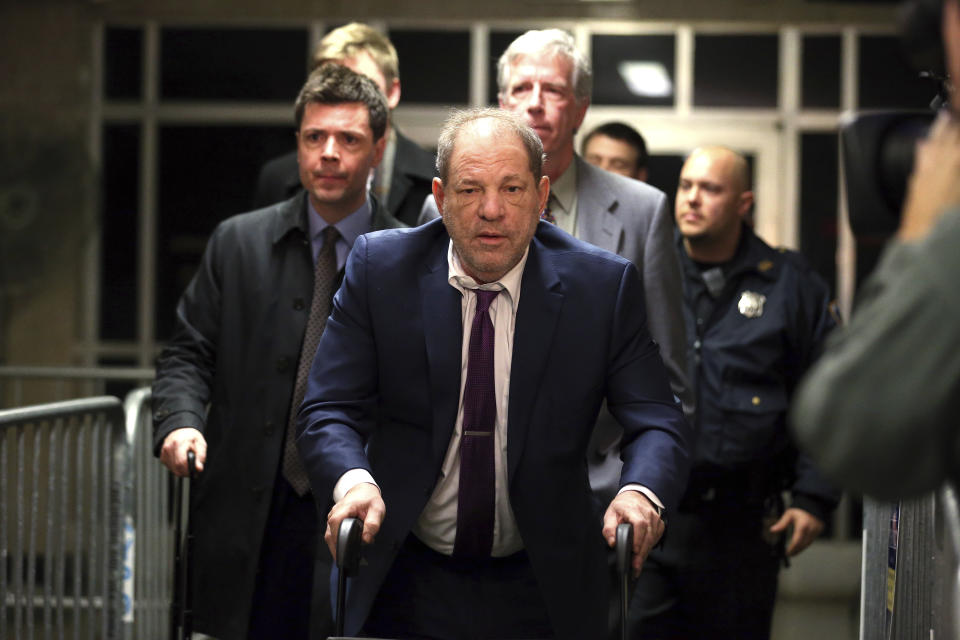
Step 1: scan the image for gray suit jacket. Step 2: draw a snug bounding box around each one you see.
[419,155,689,504]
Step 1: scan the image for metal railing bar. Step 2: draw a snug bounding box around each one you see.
[0,430,7,640]
[15,425,25,635]
[27,424,42,639]
[44,421,59,640]
[57,423,68,637]
[0,397,127,426]
[89,419,101,640]
[4,593,110,608]
[73,421,84,640]
[107,422,121,638]
[0,366,155,381]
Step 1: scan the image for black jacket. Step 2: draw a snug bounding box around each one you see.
[152,191,403,638]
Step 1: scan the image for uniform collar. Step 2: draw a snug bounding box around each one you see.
[677,223,780,282]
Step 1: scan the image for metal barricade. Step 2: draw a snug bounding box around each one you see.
[861,485,960,640]
[1,396,128,639]
[932,485,960,640]
[122,387,174,640]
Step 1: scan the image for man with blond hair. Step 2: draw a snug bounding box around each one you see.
[254,22,435,225]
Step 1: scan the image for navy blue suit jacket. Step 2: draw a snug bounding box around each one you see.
[296,218,691,638]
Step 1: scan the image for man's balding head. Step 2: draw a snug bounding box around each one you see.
[675,146,754,263]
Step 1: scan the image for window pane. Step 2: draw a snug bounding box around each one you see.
[799,132,839,295]
[155,125,296,339]
[591,34,675,107]
[694,34,779,108]
[858,35,937,109]
[160,28,308,101]
[100,124,140,340]
[389,29,470,105]
[105,27,143,100]
[98,357,140,398]
[802,35,842,109]
[645,153,685,217]
[488,31,525,105]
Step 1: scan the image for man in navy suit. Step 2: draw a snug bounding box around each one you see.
[296,108,690,639]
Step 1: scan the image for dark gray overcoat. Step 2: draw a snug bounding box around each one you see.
[152,191,403,638]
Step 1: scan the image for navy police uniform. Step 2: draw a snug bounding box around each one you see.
[628,224,840,640]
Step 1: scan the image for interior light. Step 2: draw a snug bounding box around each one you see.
[617,61,673,98]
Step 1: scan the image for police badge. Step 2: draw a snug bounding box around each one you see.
[738,291,766,318]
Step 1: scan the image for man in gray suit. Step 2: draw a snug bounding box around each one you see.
[420,30,689,509]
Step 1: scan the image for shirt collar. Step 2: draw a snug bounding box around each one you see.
[446,240,528,309]
[307,195,372,255]
[549,158,578,216]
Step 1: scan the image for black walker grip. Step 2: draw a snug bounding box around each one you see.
[334,517,364,637]
[616,522,634,640]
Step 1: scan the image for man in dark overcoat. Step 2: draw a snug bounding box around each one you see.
[152,64,403,639]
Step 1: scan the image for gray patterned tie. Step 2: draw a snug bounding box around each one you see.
[283,225,339,496]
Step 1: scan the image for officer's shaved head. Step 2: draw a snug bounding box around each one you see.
[688,146,751,194]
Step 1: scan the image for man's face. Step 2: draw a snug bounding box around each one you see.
[434,121,549,283]
[499,54,588,157]
[675,149,752,244]
[297,101,385,220]
[583,133,645,181]
[339,50,401,110]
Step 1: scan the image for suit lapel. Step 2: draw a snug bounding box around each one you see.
[419,237,464,463]
[576,157,624,255]
[507,239,564,483]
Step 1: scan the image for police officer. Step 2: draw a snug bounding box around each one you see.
[628,146,840,640]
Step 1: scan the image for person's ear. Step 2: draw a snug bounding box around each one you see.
[432,177,446,216]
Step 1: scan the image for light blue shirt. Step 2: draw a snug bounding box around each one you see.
[306,195,372,270]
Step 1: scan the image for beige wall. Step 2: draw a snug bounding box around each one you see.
[1,3,95,381]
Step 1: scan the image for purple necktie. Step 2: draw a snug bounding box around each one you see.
[453,288,501,559]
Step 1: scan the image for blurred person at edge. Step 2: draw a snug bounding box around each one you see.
[791,0,960,500]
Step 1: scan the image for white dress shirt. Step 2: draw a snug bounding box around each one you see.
[410,241,528,557]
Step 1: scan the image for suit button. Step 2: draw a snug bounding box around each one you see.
[293,297,305,311]
[154,408,169,421]
[276,356,292,372]
[264,421,275,436]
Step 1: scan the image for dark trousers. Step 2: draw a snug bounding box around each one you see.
[248,478,333,640]
[627,501,782,640]
[361,535,554,640]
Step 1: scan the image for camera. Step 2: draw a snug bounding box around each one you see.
[841,0,949,240]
